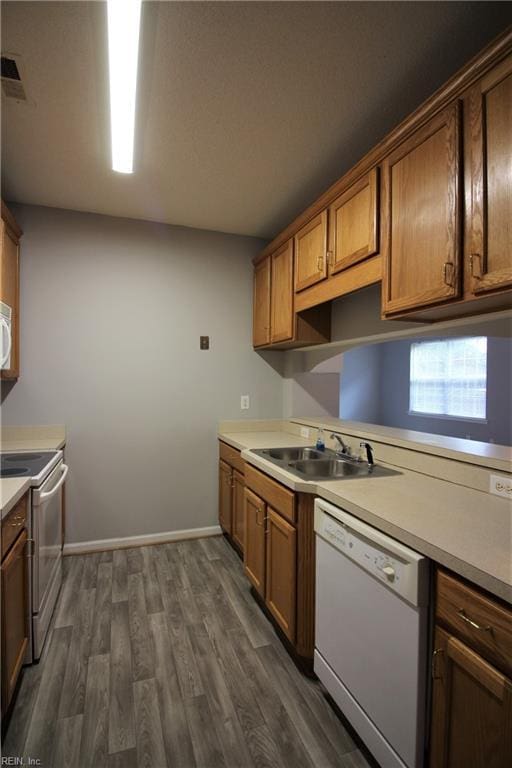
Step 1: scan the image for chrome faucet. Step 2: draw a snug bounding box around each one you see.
[330,433,351,456]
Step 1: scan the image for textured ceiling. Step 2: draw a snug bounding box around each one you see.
[1,1,511,238]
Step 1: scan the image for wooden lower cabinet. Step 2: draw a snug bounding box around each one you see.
[1,527,29,715]
[244,488,266,596]
[218,459,232,534]
[231,469,245,552]
[265,508,296,640]
[430,626,512,768]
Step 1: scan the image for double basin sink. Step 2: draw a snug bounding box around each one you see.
[251,446,400,482]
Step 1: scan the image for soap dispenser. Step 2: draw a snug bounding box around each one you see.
[315,428,325,452]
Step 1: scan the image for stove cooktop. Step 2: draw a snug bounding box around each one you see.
[0,451,60,479]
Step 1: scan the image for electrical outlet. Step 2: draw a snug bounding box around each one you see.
[300,426,310,438]
[240,395,250,410]
[489,474,512,499]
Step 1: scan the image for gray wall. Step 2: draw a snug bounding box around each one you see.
[340,337,512,446]
[1,205,283,543]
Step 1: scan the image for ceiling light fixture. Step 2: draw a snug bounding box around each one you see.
[107,0,142,173]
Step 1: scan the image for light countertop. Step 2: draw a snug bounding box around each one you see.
[0,425,66,517]
[219,428,512,604]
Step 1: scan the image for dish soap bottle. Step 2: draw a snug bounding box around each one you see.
[316,428,325,452]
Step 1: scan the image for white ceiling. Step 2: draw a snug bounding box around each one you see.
[1,1,510,239]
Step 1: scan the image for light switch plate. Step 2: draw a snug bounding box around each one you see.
[240,395,250,410]
[300,426,310,438]
[489,474,512,499]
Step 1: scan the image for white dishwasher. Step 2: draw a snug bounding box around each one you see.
[314,498,430,768]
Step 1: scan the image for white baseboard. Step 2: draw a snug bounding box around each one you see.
[63,525,223,556]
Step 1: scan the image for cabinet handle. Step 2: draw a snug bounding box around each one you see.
[326,251,333,268]
[469,253,482,278]
[442,262,454,287]
[256,508,264,526]
[317,255,324,272]
[457,608,491,633]
[432,648,443,679]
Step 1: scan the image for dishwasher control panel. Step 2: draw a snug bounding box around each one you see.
[315,500,428,607]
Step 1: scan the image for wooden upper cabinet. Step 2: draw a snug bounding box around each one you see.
[468,54,512,296]
[328,168,379,275]
[1,204,21,380]
[430,626,512,768]
[382,103,462,315]
[270,239,294,343]
[243,488,266,597]
[253,256,271,347]
[294,210,328,292]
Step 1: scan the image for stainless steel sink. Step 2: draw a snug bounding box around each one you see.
[261,446,326,462]
[251,446,401,481]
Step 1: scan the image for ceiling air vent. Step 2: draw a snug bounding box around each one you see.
[1,54,27,101]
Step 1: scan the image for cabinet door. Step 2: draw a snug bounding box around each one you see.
[294,210,328,292]
[253,256,271,347]
[328,168,379,274]
[231,470,245,553]
[382,103,462,314]
[1,529,29,714]
[218,459,232,535]
[265,508,296,642]
[271,239,294,343]
[0,221,20,379]
[243,489,266,597]
[430,626,512,768]
[468,55,512,295]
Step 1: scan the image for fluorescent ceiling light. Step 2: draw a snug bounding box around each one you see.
[107,0,142,173]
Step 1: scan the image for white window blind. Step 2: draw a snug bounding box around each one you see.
[409,338,487,419]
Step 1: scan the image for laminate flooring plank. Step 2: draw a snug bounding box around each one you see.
[185,694,227,768]
[24,626,72,767]
[228,627,314,768]
[109,601,136,754]
[245,724,285,768]
[90,562,113,655]
[54,556,85,627]
[126,547,143,574]
[127,572,155,682]
[133,678,168,768]
[79,652,110,768]
[200,603,265,733]
[198,535,225,561]
[2,661,44,758]
[209,557,276,648]
[149,612,196,768]
[187,621,255,768]
[59,587,96,717]
[99,550,113,563]
[108,748,138,768]
[168,619,204,699]
[141,546,164,614]
[112,549,128,602]
[52,714,83,768]
[257,644,351,768]
[81,553,100,589]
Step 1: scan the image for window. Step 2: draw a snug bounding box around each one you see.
[409,338,487,420]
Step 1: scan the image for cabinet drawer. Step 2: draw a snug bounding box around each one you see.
[218,441,245,474]
[1,494,28,561]
[436,569,512,678]
[244,464,296,524]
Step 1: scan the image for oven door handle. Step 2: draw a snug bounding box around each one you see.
[0,316,12,367]
[37,464,69,502]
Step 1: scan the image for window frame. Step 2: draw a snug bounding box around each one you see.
[408,336,488,423]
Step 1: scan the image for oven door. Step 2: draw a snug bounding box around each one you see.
[32,460,68,659]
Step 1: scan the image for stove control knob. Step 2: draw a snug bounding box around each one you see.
[382,565,395,582]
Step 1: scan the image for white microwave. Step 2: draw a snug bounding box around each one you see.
[0,300,13,370]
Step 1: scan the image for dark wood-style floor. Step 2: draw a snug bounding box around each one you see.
[3,536,371,768]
